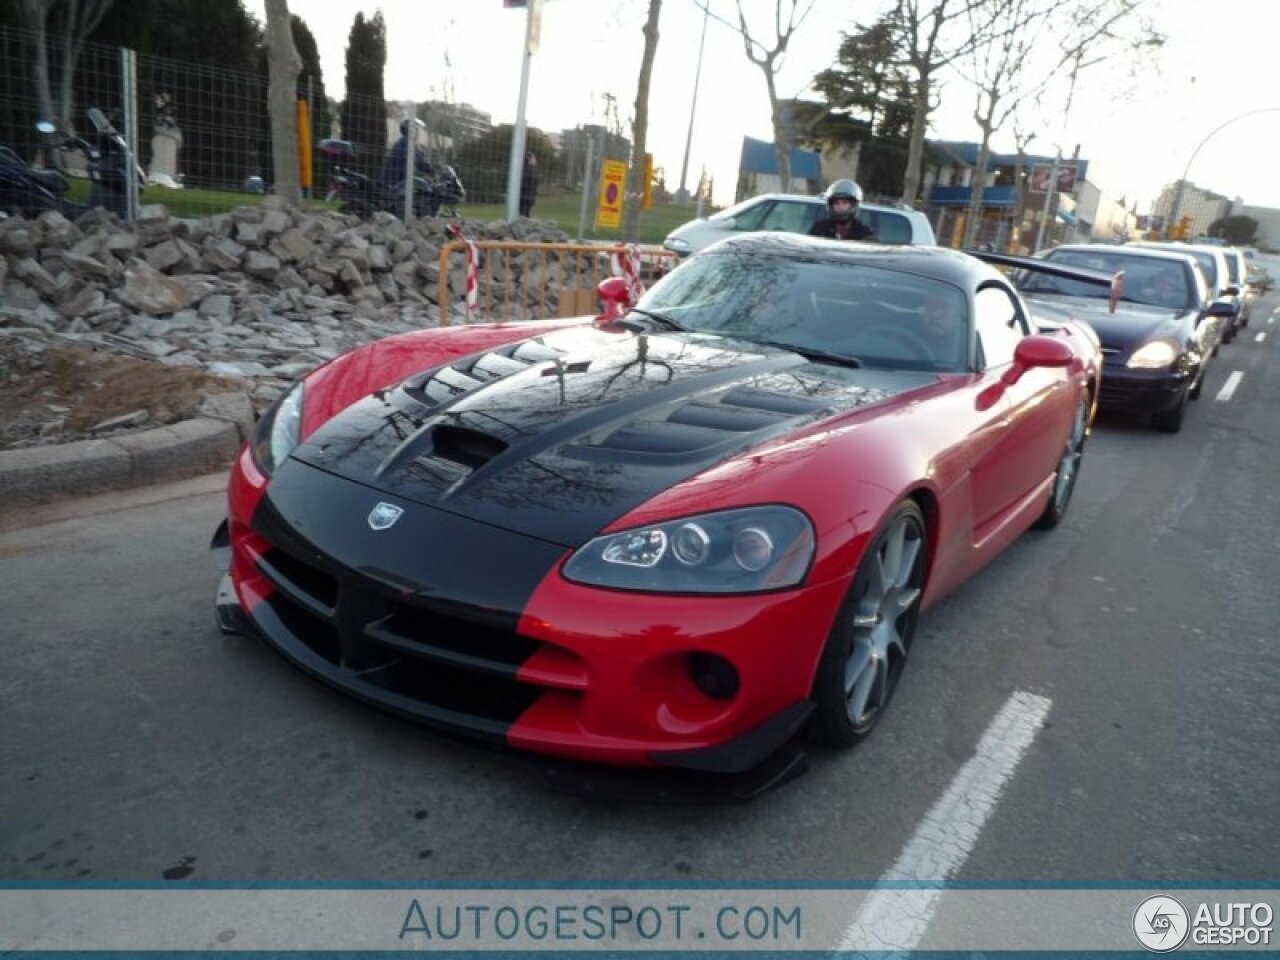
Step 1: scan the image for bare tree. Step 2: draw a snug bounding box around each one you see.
[20,0,115,128]
[893,0,1006,206]
[264,0,302,204]
[959,0,1163,246]
[623,0,661,243]
[734,0,817,192]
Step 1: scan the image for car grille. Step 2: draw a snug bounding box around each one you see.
[250,540,586,736]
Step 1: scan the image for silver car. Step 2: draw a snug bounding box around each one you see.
[663,193,936,257]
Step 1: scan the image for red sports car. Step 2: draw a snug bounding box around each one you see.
[212,234,1104,789]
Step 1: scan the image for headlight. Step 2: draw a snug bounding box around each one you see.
[1126,339,1179,369]
[251,381,304,476]
[562,506,815,594]
[664,236,691,254]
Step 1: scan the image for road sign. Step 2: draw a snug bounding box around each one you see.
[1029,162,1079,194]
[596,159,626,230]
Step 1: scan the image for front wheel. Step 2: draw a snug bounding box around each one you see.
[1151,389,1189,434]
[811,501,926,747]
[1034,395,1089,530]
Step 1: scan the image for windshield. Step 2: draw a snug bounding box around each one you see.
[636,249,971,372]
[1019,250,1192,310]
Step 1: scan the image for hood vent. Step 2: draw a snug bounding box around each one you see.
[429,424,509,469]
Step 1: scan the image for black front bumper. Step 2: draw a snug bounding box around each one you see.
[1098,365,1191,414]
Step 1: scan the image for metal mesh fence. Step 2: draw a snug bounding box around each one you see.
[0,23,681,241]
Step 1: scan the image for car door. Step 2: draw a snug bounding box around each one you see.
[967,283,1074,537]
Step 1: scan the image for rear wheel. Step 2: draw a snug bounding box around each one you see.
[811,501,926,747]
[1035,395,1089,530]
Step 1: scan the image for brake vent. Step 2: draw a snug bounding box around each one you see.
[428,424,508,469]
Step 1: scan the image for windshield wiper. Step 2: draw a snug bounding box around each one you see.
[739,337,863,368]
[624,307,686,332]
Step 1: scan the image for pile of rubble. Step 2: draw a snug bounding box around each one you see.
[0,199,574,448]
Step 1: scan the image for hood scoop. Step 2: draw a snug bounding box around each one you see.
[429,424,509,469]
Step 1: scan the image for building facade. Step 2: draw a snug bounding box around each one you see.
[1152,180,1231,239]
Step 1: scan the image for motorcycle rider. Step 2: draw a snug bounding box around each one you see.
[382,117,434,194]
[809,179,874,241]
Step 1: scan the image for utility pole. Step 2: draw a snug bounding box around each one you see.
[676,3,709,205]
[504,0,541,221]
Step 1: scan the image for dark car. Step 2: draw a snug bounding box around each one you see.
[1130,241,1241,343]
[212,235,1102,790]
[1015,243,1234,433]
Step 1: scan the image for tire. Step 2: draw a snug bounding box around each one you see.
[1151,389,1189,433]
[811,501,926,747]
[339,199,372,217]
[1034,396,1089,530]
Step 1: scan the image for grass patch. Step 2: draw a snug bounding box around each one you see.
[59,179,710,242]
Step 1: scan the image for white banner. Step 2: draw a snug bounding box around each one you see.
[0,888,1275,952]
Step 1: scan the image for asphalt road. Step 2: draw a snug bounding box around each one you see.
[3,298,1277,889]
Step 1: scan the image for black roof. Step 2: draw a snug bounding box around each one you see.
[700,233,1003,290]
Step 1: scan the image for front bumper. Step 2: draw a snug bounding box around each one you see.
[214,451,842,776]
[1098,364,1192,414]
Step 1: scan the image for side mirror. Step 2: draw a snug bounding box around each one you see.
[1001,334,1074,386]
[1206,299,1237,317]
[720,216,737,230]
[87,108,111,133]
[1222,284,1240,297]
[595,276,632,327]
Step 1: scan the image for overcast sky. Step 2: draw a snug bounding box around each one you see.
[244,0,1280,211]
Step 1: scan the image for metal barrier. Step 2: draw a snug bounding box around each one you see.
[436,240,678,326]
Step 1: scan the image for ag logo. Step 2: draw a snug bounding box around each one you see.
[367,501,404,531]
[1134,895,1190,952]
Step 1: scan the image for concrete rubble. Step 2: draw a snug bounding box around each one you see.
[0,198,581,449]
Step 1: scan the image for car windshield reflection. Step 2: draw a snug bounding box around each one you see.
[637,250,970,372]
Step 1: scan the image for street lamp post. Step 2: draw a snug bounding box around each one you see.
[1165,107,1280,239]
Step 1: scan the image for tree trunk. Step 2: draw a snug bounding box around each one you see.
[26,1,55,127]
[901,70,931,206]
[264,0,302,204]
[766,67,790,191]
[622,0,661,243]
[1012,145,1028,252]
[963,123,993,247]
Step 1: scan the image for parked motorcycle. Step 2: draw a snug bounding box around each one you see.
[319,137,465,219]
[0,108,141,219]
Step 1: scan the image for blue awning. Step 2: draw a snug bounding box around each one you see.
[738,137,821,180]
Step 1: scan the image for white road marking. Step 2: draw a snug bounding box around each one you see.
[835,691,1052,953]
[1257,332,1267,343]
[1216,371,1244,403]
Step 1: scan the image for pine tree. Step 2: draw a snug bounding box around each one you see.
[341,11,386,179]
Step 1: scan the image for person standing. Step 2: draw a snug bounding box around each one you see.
[809,179,873,241]
[519,151,539,218]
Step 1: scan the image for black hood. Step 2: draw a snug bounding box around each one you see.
[291,326,934,546]
[1027,294,1195,355]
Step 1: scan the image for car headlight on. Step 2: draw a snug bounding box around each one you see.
[563,506,815,594]
[251,381,304,476]
[664,236,691,254]
[1126,339,1180,369]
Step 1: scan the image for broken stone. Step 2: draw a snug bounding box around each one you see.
[57,285,106,320]
[203,236,246,271]
[245,250,281,281]
[144,238,185,272]
[119,259,194,315]
[199,293,234,319]
[90,409,150,433]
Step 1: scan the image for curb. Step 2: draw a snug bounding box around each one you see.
[0,416,247,511]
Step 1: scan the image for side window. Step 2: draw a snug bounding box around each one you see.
[731,200,773,231]
[759,201,813,233]
[859,210,912,244]
[974,286,1027,368]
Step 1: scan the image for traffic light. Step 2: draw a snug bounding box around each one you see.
[641,152,654,210]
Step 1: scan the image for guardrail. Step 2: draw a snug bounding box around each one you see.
[436,240,678,326]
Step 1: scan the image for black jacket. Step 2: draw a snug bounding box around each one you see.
[809,216,873,240]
